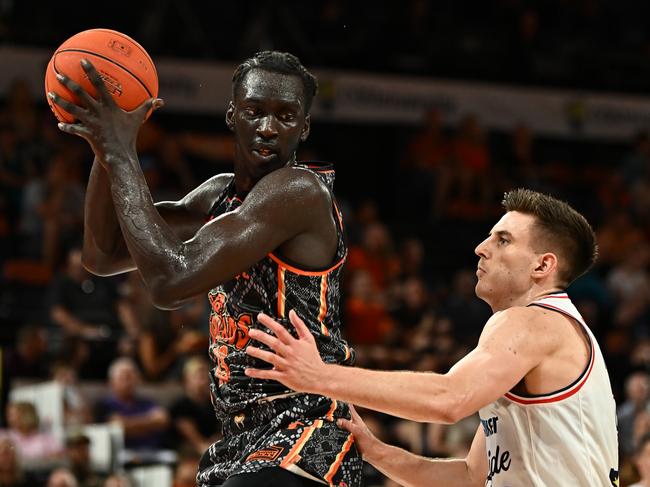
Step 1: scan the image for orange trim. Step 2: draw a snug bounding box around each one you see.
[324,433,354,485]
[326,400,337,421]
[277,267,286,318]
[321,323,330,336]
[280,420,322,468]
[318,275,328,323]
[344,345,350,361]
[268,252,346,277]
[332,200,344,231]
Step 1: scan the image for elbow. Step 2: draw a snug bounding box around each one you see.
[149,281,184,310]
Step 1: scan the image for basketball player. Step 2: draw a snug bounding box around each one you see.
[245,189,619,486]
[48,51,361,486]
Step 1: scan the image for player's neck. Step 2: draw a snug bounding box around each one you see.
[490,284,564,312]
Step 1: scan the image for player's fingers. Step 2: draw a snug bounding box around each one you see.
[244,366,281,381]
[336,418,354,433]
[288,309,314,341]
[56,121,92,139]
[54,73,96,108]
[248,329,287,355]
[48,91,87,119]
[245,345,284,367]
[134,97,163,119]
[257,313,295,345]
[80,59,115,105]
[349,405,363,423]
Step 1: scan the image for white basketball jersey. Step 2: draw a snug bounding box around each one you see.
[478,293,619,486]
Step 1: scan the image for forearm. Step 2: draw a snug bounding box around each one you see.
[115,411,169,435]
[83,158,136,275]
[320,365,461,423]
[105,154,188,307]
[365,442,481,487]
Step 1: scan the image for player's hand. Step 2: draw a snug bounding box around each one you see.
[47,59,163,167]
[337,405,381,461]
[245,309,327,394]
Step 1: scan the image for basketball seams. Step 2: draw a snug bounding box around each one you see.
[54,48,154,98]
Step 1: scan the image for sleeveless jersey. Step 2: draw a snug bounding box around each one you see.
[198,163,362,486]
[478,293,619,486]
[206,162,354,417]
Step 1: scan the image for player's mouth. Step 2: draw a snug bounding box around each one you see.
[252,145,278,159]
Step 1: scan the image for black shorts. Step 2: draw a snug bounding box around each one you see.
[197,394,363,487]
[220,468,323,486]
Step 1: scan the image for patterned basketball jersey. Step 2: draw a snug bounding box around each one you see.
[478,293,619,487]
[206,162,354,419]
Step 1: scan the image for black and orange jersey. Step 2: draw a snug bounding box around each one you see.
[206,162,354,419]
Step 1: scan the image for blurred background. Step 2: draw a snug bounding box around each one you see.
[1,1,649,486]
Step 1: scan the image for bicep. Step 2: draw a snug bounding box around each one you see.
[446,315,545,416]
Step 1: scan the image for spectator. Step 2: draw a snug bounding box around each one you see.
[0,435,37,487]
[102,475,132,487]
[47,468,78,487]
[49,245,140,379]
[94,358,170,451]
[51,362,92,427]
[619,371,650,458]
[631,432,650,487]
[136,295,207,381]
[173,455,200,487]
[5,324,50,379]
[3,401,62,465]
[63,431,104,487]
[168,357,220,456]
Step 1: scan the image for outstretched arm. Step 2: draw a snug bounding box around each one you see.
[246,307,552,423]
[339,407,487,487]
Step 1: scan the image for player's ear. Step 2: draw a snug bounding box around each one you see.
[300,114,310,142]
[225,101,235,132]
[532,252,558,280]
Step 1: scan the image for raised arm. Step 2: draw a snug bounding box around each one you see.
[339,408,487,487]
[82,158,227,277]
[246,306,555,423]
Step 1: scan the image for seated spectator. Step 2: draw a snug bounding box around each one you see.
[0,435,38,487]
[619,371,650,458]
[49,245,140,379]
[168,357,220,456]
[3,401,62,465]
[173,455,201,487]
[5,324,50,379]
[137,296,207,381]
[102,474,132,487]
[631,432,650,487]
[63,431,104,487]
[344,270,394,346]
[95,358,170,451]
[51,362,92,427]
[47,468,78,487]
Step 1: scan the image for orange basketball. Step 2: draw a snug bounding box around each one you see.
[45,28,158,123]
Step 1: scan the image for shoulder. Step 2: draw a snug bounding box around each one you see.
[248,166,332,208]
[481,306,561,349]
[178,173,233,215]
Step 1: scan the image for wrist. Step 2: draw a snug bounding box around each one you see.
[363,437,390,465]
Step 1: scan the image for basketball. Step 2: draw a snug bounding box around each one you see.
[44,28,158,123]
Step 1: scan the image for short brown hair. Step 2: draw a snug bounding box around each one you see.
[502,189,598,287]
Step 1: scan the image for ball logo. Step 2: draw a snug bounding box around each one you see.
[87,70,123,97]
[108,38,132,57]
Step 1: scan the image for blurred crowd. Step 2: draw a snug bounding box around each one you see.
[4,0,650,93]
[0,71,649,487]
